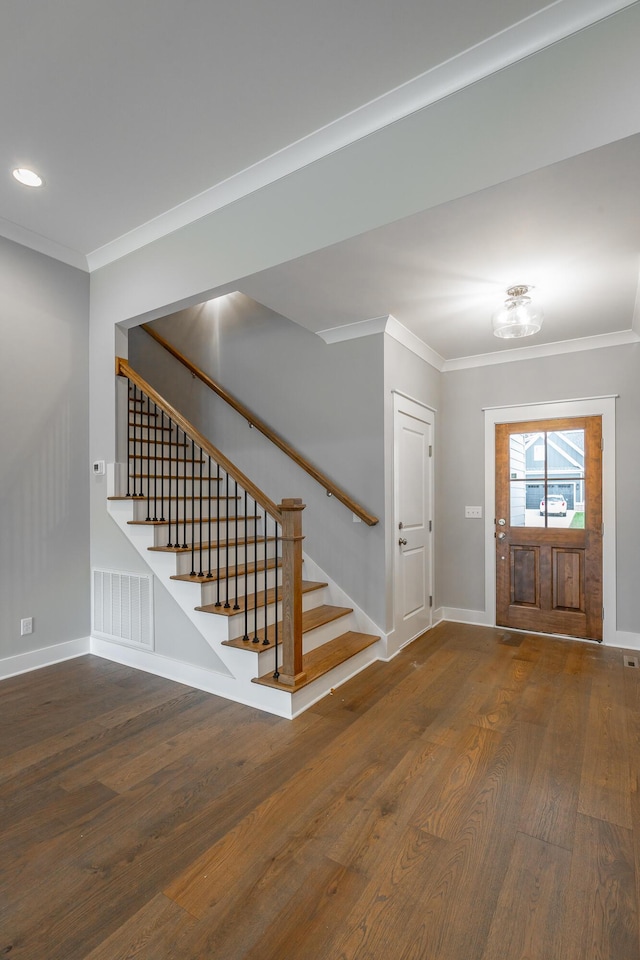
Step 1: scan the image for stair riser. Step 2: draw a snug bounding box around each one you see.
[174,540,276,575]
[127,462,218,478]
[198,567,281,606]
[131,477,230,496]
[151,517,262,546]
[131,499,242,521]
[225,588,325,634]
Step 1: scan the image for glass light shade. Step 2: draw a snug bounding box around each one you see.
[492,291,543,339]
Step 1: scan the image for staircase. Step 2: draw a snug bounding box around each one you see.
[105,360,382,718]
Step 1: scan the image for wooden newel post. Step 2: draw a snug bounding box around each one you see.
[278,498,306,686]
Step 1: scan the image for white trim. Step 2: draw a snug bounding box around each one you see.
[614,630,640,652]
[439,607,493,627]
[443,329,640,371]
[390,389,437,414]
[0,637,91,681]
[0,216,89,271]
[318,315,446,371]
[85,0,636,271]
[483,394,618,412]
[484,397,617,643]
[316,316,388,343]
[385,317,446,371]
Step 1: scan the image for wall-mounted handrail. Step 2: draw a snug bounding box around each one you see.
[140,322,379,526]
[117,357,282,524]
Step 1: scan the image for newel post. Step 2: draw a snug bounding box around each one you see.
[278,498,306,686]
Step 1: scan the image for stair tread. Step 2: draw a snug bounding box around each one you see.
[252,631,380,692]
[148,536,276,554]
[195,580,326,617]
[223,603,353,651]
[171,557,281,584]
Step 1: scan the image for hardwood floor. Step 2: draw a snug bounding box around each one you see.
[1,622,638,959]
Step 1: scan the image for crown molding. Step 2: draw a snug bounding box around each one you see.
[86,0,636,272]
[442,328,640,371]
[0,216,88,271]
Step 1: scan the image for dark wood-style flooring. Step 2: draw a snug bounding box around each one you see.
[1,622,638,959]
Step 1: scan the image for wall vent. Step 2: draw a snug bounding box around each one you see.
[92,569,154,650]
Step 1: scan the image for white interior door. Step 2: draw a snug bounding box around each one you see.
[393,393,433,647]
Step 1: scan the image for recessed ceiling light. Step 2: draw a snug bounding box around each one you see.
[12,168,43,188]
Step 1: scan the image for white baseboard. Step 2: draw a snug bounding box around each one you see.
[0,637,91,681]
[439,607,493,626]
[612,630,640,651]
[90,636,294,718]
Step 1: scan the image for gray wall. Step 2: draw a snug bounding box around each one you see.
[438,343,640,633]
[0,237,90,661]
[129,293,387,627]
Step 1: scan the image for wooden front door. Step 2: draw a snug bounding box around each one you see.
[495,416,602,641]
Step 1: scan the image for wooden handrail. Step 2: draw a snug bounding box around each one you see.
[140,323,379,526]
[116,358,283,523]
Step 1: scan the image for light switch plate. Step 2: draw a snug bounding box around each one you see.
[465,506,483,519]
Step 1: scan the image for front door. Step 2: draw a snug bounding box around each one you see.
[393,394,433,647]
[495,416,602,640]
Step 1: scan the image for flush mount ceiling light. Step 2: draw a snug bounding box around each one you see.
[492,284,544,339]
[12,167,43,187]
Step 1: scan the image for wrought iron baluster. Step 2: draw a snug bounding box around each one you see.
[197,445,204,577]
[167,414,173,546]
[233,480,240,610]
[190,437,196,577]
[252,496,259,642]
[214,463,222,607]
[159,409,165,521]
[263,508,268,658]
[145,393,151,522]
[243,489,249,641]
[152,401,158,521]
[126,381,132,497]
[224,471,230,608]
[207,459,213,578]
[181,428,188,548]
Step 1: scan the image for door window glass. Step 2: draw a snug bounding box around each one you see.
[509,429,585,528]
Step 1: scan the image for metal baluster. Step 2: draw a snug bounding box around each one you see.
[159,409,165,521]
[233,480,240,610]
[214,463,222,607]
[252,497,259,642]
[190,437,196,577]
[223,472,230,608]
[242,489,249,641]
[197,445,204,577]
[207,459,213,579]
[136,387,143,497]
[126,381,132,497]
[152,401,158,521]
[145,392,151,522]
[263,508,268,657]
[181,428,188,549]
[167,414,173,546]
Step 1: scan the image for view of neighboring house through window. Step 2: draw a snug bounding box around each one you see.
[509,430,585,529]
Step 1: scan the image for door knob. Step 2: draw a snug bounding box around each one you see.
[497,532,506,540]
[399,537,408,546]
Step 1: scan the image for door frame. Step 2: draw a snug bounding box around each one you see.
[392,391,435,649]
[484,396,617,643]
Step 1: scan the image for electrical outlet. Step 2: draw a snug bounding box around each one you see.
[465,506,483,519]
[20,617,33,636]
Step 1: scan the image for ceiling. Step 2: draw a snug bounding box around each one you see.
[2,0,640,364]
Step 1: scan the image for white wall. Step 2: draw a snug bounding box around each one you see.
[0,237,90,663]
[438,343,640,635]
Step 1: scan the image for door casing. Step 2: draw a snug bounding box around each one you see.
[484,396,616,643]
